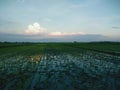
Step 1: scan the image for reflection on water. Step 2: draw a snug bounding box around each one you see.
[1,52,120,90]
[26,55,42,64]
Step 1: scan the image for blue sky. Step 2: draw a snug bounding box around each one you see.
[0,0,120,42]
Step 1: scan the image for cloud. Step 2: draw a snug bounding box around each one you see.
[0,33,115,42]
[24,22,85,37]
[49,31,85,36]
[4,22,117,42]
[112,26,120,29]
[49,32,62,36]
[25,22,46,35]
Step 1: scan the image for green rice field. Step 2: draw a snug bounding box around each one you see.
[0,42,120,90]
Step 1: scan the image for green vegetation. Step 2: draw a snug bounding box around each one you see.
[0,42,120,90]
[63,42,120,56]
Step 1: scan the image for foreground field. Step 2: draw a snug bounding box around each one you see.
[0,43,120,90]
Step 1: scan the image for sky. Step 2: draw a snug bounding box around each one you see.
[0,0,120,42]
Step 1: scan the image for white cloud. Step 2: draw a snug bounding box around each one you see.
[25,22,46,35]
[49,31,85,36]
[24,22,85,37]
[49,32,62,36]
